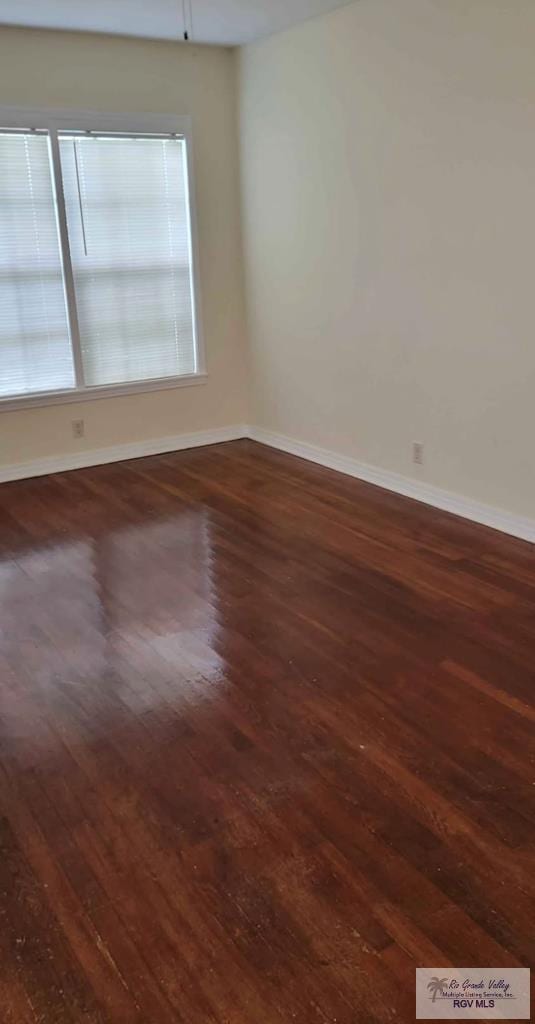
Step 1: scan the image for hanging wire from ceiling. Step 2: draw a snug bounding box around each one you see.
[181,0,193,41]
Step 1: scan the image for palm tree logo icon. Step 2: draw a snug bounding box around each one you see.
[427,977,448,1003]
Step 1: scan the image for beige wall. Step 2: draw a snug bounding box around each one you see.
[239,0,535,520]
[3,5,535,524]
[0,26,248,467]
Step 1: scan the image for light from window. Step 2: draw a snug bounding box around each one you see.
[0,126,199,402]
[60,134,196,387]
[0,131,75,397]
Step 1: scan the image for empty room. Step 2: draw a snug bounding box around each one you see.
[0,1,533,1021]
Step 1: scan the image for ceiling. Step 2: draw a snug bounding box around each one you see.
[0,0,355,46]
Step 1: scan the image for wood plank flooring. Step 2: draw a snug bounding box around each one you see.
[0,439,534,1023]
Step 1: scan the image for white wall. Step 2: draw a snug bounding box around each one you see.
[0,27,249,468]
[3,5,535,527]
[239,0,535,520]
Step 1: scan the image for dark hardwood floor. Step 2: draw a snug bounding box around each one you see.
[0,439,534,1023]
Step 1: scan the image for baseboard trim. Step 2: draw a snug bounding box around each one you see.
[3,423,534,545]
[0,425,248,484]
[247,426,535,545]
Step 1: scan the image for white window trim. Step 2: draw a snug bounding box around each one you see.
[0,105,207,413]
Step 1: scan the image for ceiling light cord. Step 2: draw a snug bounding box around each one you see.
[182,0,193,41]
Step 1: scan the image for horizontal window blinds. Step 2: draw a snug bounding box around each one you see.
[0,132,75,397]
[59,134,196,388]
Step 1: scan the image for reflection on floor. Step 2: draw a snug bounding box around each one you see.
[0,439,534,1023]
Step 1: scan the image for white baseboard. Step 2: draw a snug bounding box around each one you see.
[3,422,534,545]
[247,426,535,545]
[0,425,247,484]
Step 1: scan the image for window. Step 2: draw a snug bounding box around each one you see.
[0,110,203,407]
[0,131,75,397]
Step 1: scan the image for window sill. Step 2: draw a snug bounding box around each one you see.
[0,373,208,413]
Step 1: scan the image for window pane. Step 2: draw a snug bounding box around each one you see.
[0,132,75,397]
[59,135,197,388]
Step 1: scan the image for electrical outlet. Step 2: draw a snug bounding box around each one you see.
[72,419,85,439]
[412,441,424,466]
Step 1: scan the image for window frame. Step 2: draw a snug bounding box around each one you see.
[0,106,207,411]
